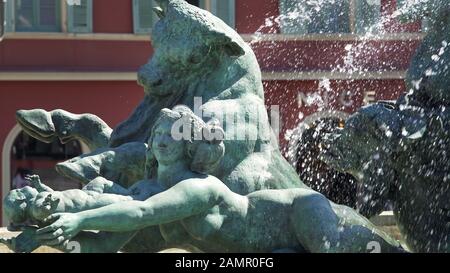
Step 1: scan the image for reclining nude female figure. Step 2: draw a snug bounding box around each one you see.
[36,107,403,253]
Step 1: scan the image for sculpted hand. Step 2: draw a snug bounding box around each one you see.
[25,174,42,187]
[0,237,12,247]
[1,227,42,253]
[36,213,83,246]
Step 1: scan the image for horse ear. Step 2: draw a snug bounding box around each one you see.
[401,114,427,141]
[223,40,245,57]
[154,0,176,18]
[152,7,165,19]
[207,30,245,57]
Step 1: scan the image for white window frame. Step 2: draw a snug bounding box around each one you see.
[5,0,15,32]
[133,0,236,34]
[279,0,428,35]
[4,0,93,34]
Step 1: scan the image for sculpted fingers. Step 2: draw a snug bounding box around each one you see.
[36,228,64,241]
[45,236,67,246]
[43,213,62,224]
[36,218,62,235]
[37,213,82,244]
[36,225,56,235]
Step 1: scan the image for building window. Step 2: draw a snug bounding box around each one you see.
[5,0,93,33]
[14,0,62,32]
[208,0,235,29]
[279,0,381,34]
[133,0,156,34]
[133,0,235,34]
[354,0,381,34]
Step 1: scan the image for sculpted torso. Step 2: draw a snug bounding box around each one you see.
[163,187,298,252]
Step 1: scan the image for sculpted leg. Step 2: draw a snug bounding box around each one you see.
[82,177,131,195]
[291,191,403,253]
[56,227,168,253]
[16,109,112,151]
[55,231,139,253]
[16,109,148,187]
[55,142,147,187]
[120,227,169,253]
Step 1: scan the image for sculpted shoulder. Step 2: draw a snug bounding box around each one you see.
[177,175,228,193]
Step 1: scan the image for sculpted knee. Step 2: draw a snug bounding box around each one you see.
[293,191,329,212]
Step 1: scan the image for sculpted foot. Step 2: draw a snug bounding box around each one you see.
[16,109,112,151]
[55,142,147,187]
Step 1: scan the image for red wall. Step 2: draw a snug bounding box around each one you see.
[0,81,144,137]
[236,0,280,34]
[0,81,144,222]
[0,38,420,72]
[93,0,134,33]
[251,40,420,72]
[0,39,152,71]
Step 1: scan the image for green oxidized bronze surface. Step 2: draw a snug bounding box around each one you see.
[3,0,406,253]
[321,0,450,253]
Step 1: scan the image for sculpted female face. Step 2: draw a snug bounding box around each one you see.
[151,117,185,165]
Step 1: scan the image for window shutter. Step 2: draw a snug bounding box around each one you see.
[133,0,158,34]
[355,0,381,34]
[4,0,15,32]
[209,0,235,29]
[0,1,3,37]
[67,0,93,33]
[279,0,311,34]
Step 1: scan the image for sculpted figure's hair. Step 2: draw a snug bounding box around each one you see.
[3,187,36,224]
[145,105,225,178]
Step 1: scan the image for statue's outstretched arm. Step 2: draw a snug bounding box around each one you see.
[80,178,225,231]
[16,109,112,151]
[36,177,229,243]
